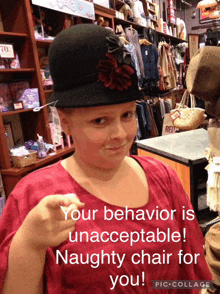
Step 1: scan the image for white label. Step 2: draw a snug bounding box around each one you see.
[213,157,220,165]
[212,164,220,173]
[0,44,14,58]
[145,50,148,56]
[170,110,180,121]
[50,106,62,145]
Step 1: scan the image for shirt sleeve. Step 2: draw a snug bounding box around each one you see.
[0,194,22,291]
[0,191,62,294]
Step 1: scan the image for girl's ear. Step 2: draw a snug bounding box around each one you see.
[57,109,71,135]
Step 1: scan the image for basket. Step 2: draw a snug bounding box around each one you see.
[10,150,37,168]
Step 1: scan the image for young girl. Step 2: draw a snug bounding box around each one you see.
[0,24,212,294]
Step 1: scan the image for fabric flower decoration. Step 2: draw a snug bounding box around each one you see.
[97,52,134,91]
[106,35,131,65]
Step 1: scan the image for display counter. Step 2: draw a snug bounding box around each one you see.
[136,129,209,213]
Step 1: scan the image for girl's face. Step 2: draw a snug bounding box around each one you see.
[62,101,137,169]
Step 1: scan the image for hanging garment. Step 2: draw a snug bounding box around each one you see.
[125,27,145,79]
[136,103,147,139]
[147,102,159,137]
[125,43,141,79]
[140,44,160,89]
[158,42,178,90]
[141,101,151,138]
[143,27,158,47]
[164,98,172,113]
[159,98,166,120]
[153,98,163,136]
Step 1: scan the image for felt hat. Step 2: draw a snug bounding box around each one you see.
[48,24,141,108]
[186,46,220,102]
[205,222,220,286]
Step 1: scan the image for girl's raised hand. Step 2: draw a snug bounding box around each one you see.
[19,194,85,250]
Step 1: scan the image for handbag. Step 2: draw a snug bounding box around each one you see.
[170,90,206,130]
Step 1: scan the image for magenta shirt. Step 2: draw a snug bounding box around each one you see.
[0,156,212,293]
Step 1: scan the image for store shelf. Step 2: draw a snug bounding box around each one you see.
[150,18,157,23]
[1,108,34,117]
[148,8,156,14]
[0,31,28,41]
[114,17,146,29]
[157,31,187,44]
[0,68,35,73]
[94,3,116,16]
[114,17,185,43]
[36,39,53,48]
[0,68,35,82]
[1,145,75,176]
[146,0,156,6]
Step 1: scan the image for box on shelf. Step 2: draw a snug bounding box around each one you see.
[16,88,40,109]
[10,150,37,168]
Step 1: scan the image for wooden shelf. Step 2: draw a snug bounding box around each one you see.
[44,89,53,94]
[0,31,28,41]
[1,108,34,117]
[150,18,157,23]
[0,68,36,82]
[0,68,35,73]
[148,8,156,14]
[114,17,145,29]
[146,0,156,6]
[114,17,184,43]
[36,39,53,48]
[94,4,116,16]
[157,31,187,44]
[1,146,75,176]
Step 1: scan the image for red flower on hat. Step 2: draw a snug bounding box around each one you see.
[97,53,134,91]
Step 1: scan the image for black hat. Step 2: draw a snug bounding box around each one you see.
[48,24,141,108]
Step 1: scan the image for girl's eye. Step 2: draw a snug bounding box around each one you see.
[123,111,134,119]
[93,118,106,125]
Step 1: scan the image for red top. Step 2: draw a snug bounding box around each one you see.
[0,156,212,293]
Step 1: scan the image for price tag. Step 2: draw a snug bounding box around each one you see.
[0,44,15,58]
[170,110,180,121]
[213,157,220,165]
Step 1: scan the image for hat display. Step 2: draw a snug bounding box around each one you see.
[186,46,220,102]
[205,222,220,286]
[197,0,217,9]
[48,24,141,108]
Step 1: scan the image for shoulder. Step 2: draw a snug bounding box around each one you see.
[14,161,63,190]
[9,161,67,210]
[131,155,174,176]
[131,155,182,193]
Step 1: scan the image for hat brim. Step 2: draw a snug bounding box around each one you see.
[50,79,142,108]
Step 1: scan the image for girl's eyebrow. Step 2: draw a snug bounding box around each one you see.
[87,108,135,117]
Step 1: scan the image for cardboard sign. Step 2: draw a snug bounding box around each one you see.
[31,0,95,20]
[0,44,14,58]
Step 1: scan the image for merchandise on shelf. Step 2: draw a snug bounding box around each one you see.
[9,81,40,109]
[130,0,147,26]
[0,84,13,112]
[16,88,40,109]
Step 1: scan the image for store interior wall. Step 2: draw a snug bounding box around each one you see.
[154,0,213,38]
